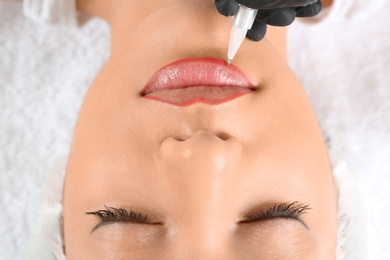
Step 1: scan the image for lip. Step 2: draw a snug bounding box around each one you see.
[140,58,255,106]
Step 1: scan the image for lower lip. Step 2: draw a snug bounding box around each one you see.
[144,85,252,106]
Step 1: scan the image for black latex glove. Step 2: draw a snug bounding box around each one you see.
[215,0,322,41]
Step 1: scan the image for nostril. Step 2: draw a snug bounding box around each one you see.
[217,132,230,141]
[174,135,190,141]
[174,132,230,141]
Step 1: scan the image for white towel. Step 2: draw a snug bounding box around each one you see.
[0,2,110,259]
[288,0,390,258]
[23,0,78,26]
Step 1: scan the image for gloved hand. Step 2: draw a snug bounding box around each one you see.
[215,0,322,41]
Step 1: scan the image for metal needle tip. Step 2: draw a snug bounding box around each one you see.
[227,59,231,66]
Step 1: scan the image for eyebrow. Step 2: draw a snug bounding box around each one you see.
[239,201,311,229]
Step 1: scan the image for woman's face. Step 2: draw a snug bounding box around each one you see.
[63,0,337,259]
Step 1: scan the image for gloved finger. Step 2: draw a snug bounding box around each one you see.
[296,0,322,17]
[239,0,317,10]
[266,7,297,26]
[254,9,273,22]
[246,20,267,41]
[214,0,239,16]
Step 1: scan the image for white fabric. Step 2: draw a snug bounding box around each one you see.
[0,0,389,259]
[23,0,78,26]
[333,162,367,259]
[0,2,110,259]
[25,159,66,260]
[288,0,390,258]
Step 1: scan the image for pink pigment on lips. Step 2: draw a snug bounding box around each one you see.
[141,58,255,106]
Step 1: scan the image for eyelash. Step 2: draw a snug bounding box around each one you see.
[240,201,311,224]
[86,201,310,229]
[85,206,155,226]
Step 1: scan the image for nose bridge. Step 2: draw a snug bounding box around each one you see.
[159,131,241,259]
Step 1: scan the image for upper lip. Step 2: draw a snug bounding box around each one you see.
[140,57,255,96]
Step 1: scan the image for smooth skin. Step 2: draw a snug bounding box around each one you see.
[63,0,336,259]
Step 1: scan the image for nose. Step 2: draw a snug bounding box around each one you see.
[159,130,242,176]
[159,130,243,209]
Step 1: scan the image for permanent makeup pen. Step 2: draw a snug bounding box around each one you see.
[227,5,258,65]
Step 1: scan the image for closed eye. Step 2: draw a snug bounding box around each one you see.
[86,205,162,233]
[239,201,311,229]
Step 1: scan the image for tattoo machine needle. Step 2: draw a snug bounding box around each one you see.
[227,5,258,65]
